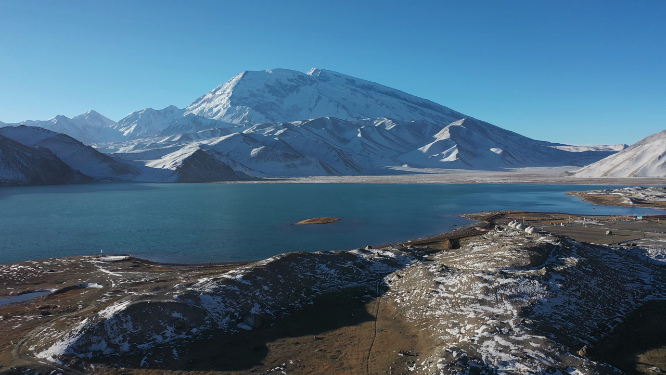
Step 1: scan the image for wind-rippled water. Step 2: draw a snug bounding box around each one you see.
[0,183,660,264]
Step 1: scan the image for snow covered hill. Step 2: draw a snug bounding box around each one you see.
[0,126,139,181]
[574,129,666,177]
[7,110,125,144]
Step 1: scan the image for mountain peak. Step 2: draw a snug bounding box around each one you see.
[72,110,116,128]
[306,68,348,80]
[185,68,463,126]
[82,109,100,116]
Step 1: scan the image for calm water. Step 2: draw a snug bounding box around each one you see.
[0,183,661,265]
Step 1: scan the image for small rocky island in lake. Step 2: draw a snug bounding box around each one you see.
[295,217,340,225]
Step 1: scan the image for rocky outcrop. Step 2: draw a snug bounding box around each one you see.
[176,149,251,182]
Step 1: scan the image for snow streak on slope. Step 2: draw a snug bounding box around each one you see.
[574,129,666,177]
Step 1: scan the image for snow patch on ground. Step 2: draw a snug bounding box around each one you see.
[385,226,662,374]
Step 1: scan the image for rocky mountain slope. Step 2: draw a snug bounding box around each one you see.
[574,129,666,177]
[0,126,139,181]
[0,134,94,186]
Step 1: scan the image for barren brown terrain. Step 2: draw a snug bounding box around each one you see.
[1,210,666,374]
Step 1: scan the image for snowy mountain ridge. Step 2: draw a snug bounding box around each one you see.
[103,116,622,178]
[3,110,124,144]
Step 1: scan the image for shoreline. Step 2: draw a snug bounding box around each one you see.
[3,170,666,189]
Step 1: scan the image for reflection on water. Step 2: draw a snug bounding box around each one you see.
[0,183,661,264]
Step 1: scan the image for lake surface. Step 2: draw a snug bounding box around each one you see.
[0,183,661,265]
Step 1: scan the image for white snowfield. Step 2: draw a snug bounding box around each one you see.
[574,129,666,177]
[0,68,633,181]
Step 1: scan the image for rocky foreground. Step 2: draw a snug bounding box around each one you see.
[1,212,666,374]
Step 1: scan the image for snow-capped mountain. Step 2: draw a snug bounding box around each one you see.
[574,129,666,177]
[72,109,116,129]
[112,106,237,139]
[111,105,184,138]
[7,110,124,144]
[0,134,94,186]
[0,126,139,181]
[184,68,463,125]
[0,68,629,182]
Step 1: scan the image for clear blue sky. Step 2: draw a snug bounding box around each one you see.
[1,0,664,145]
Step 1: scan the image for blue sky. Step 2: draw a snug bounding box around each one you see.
[0,0,664,145]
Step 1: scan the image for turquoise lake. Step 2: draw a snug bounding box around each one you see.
[0,183,661,265]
